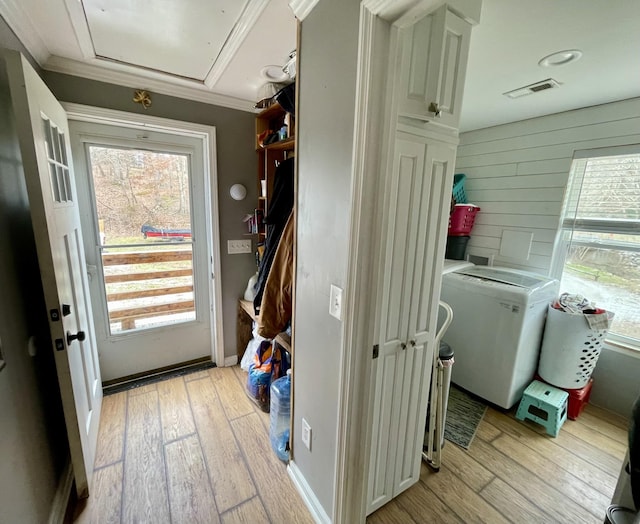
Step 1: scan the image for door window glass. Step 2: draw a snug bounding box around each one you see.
[88,145,195,333]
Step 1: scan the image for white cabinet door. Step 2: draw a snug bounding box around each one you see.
[368,134,457,510]
[367,138,426,513]
[367,136,456,513]
[394,139,456,494]
[398,5,471,129]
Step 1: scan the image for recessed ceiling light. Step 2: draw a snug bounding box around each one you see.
[538,49,583,67]
[260,65,288,82]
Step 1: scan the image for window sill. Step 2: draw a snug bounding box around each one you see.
[603,339,640,358]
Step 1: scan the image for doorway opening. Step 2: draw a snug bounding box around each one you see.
[66,105,224,382]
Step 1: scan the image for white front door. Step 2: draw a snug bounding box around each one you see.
[69,121,215,381]
[5,50,102,497]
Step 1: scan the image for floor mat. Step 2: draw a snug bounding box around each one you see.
[444,386,487,449]
[103,360,215,395]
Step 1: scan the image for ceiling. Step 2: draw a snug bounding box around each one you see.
[461,0,640,131]
[0,0,297,111]
[1,0,640,130]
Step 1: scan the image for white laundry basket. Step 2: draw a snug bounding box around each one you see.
[538,305,612,389]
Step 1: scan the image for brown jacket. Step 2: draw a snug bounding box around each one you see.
[257,212,293,340]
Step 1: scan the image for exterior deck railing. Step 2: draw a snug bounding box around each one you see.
[102,249,194,330]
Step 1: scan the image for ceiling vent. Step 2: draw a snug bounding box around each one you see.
[503,78,561,99]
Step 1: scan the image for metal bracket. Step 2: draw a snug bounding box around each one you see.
[50,309,60,322]
[373,344,379,359]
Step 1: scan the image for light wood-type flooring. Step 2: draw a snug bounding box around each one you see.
[73,365,314,524]
[74,365,628,523]
[368,401,628,524]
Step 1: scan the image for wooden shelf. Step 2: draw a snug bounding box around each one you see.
[256,137,295,152]
[239,299,257,321]
[249,99,295,359]
[237,298,292,355]
[275,332,291,353]
[257,102,286,120]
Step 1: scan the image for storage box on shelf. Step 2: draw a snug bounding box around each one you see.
[445,169,479,261]
[446,204,480,260]
[452,173,467,204]
[448,204,480,236]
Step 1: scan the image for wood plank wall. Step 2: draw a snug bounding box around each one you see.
[455,97,640,274]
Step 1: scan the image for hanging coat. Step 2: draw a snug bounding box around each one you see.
[253,156,294,315]
[258,212,293,340]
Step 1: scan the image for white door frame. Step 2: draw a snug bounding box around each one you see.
[290,1,481,522]
[62,103,225,368]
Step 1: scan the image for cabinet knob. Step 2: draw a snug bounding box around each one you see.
[428,102,442,117]
[410,340,416,347]
[400,342,407,350]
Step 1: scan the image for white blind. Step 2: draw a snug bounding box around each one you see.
[564,154,640,224]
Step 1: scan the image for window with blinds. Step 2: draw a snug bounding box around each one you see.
[552,146,640,349]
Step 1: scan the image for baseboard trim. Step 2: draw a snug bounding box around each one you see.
[48,459,73,524]
[224,355,238,367]
[287,461,331,524]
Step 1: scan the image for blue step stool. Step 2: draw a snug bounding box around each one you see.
[516,380,568,437]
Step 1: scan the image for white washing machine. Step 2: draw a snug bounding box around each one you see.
[440,266,559,409]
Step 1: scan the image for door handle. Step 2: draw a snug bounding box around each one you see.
[400,342,407,350]
[67,330,86,345]
[410,340,416,347]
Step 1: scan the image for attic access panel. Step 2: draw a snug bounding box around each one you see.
[83,0,248,80]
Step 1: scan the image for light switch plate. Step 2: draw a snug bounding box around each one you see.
[301,418,312,451]
[227,239,252,254]
[329,284,343,320]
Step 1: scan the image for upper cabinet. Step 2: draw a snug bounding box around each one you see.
[397,5,472,130]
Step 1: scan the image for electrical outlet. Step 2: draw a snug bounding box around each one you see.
[227,239,252,254]
[302,418,312,451]
[329,284,343,320]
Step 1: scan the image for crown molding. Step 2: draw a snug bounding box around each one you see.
[288,0,320,21]
[44,55,257,113]
[363,0,481,24]
[204,0,269,88]
[0,0,50,64]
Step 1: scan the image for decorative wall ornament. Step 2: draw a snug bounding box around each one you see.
[133,89,152,109]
